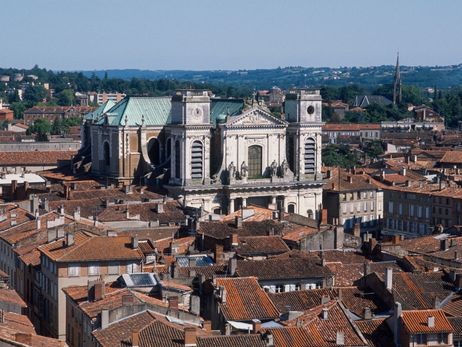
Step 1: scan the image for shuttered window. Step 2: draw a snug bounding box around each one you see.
[175,141,181,179]
[304,138,316,174]
[191,141,203,179]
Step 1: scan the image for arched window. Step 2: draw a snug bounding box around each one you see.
[175,141,181,179]
[191,141,203,179]
[304,138,316,174]
[288,204,296,214]
[148,138,161,165]
[287,136,295,172]
[166,138,172,159]
[103,142,110,167]
[248,145,262,178]
[307,209,314,219]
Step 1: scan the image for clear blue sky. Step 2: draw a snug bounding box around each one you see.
[1,0,461,70]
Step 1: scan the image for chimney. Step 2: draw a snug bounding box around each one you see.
[15,333,32,346]
[348,175,353,184]
[64,185,71,200]
[202,321,212,332]
[101,309,109,329]
[184,326,197,347]
[265,332,274,347]
[214,244,224,265]
[321,308,328,320]
[219,286,227,304]
[59,205,65,216]
[131,236,138,249]
[168,296,179,311]
[94,281,105,301]
[35,210,41,230]
[231,233,239,247]
[252,319,261,333]
[427,316,435,328]
[401,168,407,176]
[321,295,330,305]
[73,207,81,221]
[131,330,140,347]
[321,208,328,225]
[455,251,460,261]
[363,307,372,319]
[392,302,402,347]
[385,267,393,291]
[336,331,345,346]
[235,216,243,228]
[440,238,448,251]
[65,232,75,247]
[156,203,164,214]
[228,258,237,276]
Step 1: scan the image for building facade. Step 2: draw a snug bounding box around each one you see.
[83,89,324,217]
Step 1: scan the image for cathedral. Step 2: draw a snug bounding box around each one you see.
[80,89,324,218]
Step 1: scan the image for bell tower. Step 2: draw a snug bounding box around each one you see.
[168,90,212,186]
[285,89,323,181]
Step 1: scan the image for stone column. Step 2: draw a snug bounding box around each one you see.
[242,198,247,208]
[229,198,235,214]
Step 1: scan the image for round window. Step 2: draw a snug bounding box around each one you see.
[307,105,315,114]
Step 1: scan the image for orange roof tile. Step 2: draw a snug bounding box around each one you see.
[401,309,453,333]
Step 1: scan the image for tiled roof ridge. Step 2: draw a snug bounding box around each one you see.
[43,230,94,261]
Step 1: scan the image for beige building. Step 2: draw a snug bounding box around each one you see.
[37,231,144,340]
[83,89,324,218]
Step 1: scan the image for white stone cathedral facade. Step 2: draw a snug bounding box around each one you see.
[82,89,323,218]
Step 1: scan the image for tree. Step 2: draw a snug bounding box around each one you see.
[27,119,51,141]
[23,85,47,107]
[322,145,359,168]
[56,89,75,106]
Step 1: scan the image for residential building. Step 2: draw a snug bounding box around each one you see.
[23,105,95,125]
[322,123,381,144]
[37,231,145,340]
[323,168,383,234]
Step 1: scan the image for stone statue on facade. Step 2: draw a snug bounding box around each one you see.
[281,159,289,177]
[270,160,278,177]
[240,161,248,178]
[228,161,236,179]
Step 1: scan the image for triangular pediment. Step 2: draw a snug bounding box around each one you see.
[227,107,287,127]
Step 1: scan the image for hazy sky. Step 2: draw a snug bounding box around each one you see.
[1,0,461,70]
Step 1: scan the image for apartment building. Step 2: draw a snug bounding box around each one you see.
[37,231,144,340]
[323,168,383,234]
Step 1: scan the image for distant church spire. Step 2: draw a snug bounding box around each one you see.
[393,52,402,105]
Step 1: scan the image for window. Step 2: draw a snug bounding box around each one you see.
[307,209,313,219]
[148,138,161,165]
[175,141,181,179]
[288,204,295,214]
[191,141,203,179]
[108,263,120,275]
[248,145,262,178]
[68,264,80,277]
[103,142,110,167]
[275,285,284,293]
[166,138,172,159]
[415,334,426,344]
[388,201,393,214]
[88,263,99,276]
[304,138,316,174]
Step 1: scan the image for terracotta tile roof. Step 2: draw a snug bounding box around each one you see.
[448,317,462,335]
[63,284,168,319]
[285,301,368,346]
[124,320,184,347]
[355,318,395,347]
[401,309,453,333]
[323,123,381,131]
[0,204,34,232]
[197,335,266,347]
[440,150,462,164]
[92,310,157,346]
[268,288,336,313]
[0,311,66,346]
[236,236,289,257]
[24,105,95,114]
[38,231,144,262]
[215,277,279,321]
[440,294,462,317]
[0,151,76,166]
[338,287,387,318]
[324,169,379,192]
[221,205,278,223]
[268,326,326,347]
[235,257,332,281]
[389,272,454,310]
[0,289,27,308]
[198,220,283,240]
